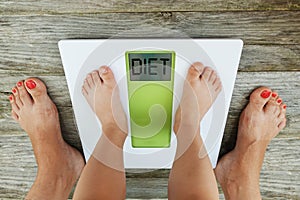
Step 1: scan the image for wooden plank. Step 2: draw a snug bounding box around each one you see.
[0,0,299,14]
[0,135,299,199]
[0,44,299,76]
[1,72,299,144]
[0,12,299,46]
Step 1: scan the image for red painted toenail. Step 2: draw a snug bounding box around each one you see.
[283,104,287,109]
[272,92,277,98]
[12,88,17,93]
[9,95,13,101]
[260,90,271,98]
[26,80,36,89]
[277,99,282,104]
[17,81,23,87]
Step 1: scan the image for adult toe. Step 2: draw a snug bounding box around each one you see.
[24,78,48,102]
[249,87,272,110]
[9,94,20,115]
[12,87,23,108]
[265,98,279,115]
[16,80,32,105]
[11,110,19,121]
[278,117,287,130]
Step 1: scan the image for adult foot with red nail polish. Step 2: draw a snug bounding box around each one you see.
[260,89,271,98]
[9,78,84,200]
[26,79,37,89]
[215,87,286,200]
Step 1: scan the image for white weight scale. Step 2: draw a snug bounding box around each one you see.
[58,39,243,169]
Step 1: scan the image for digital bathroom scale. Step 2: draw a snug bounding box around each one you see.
[126,50,176,148]
[58,39,243,169]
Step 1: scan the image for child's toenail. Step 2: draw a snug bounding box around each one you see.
[17,81,23,87]
[99,68,107,74]
[260,90,271,98]
[283,104,287,109]
[26,80,36,89]
[272,92,277,98]
[9,95,13,101]
[192,65,201,72]
[12,88,17,93]
[277,99,282,104]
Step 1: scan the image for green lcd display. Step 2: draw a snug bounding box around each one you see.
[126,51,175,148]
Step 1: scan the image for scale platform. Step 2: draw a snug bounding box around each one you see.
[58,39,243,169]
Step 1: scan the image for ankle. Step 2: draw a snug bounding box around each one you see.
[222,178,261,200]
[218,150,262,200]
[102,127,127,148]
[26,172,74,199]
[236,132,269,151]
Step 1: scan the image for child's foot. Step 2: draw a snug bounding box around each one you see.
[82,66,128,147]
[174,62,222,138]
[168,63,222,199]
[215,87,287,200]
[173,62,222,157]
[9,78,84,199]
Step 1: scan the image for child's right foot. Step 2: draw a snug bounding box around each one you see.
[82,66,128,147]
[74,67,127,199]
[174,62,222,134]
[215,87,287,200]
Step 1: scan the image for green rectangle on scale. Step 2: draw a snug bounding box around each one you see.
[126,50,175,148]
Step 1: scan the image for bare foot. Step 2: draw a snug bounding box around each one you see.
[82,66,127,148]
[73,66,127,199]
[168,63,222,200]
[9,78,84,200]
[173,62,222,151]
[215,87,287,200]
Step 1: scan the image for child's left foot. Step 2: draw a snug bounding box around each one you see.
[173,62,222,144]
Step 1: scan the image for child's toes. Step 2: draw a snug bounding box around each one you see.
[186,62,205,81]
[98,66,116,86]
[86,73,95,88]
[209,70,217,83]
[202,67,213,82]
[91,70,101,84]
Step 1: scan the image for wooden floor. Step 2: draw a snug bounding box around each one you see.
[0,0,299,199]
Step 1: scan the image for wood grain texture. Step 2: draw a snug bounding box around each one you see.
[0,12,300,46]
[0,0,299,199]
[0,44,299,76]
[1,72,299,140]
[0,0,299,14]
[0,135,299,199]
